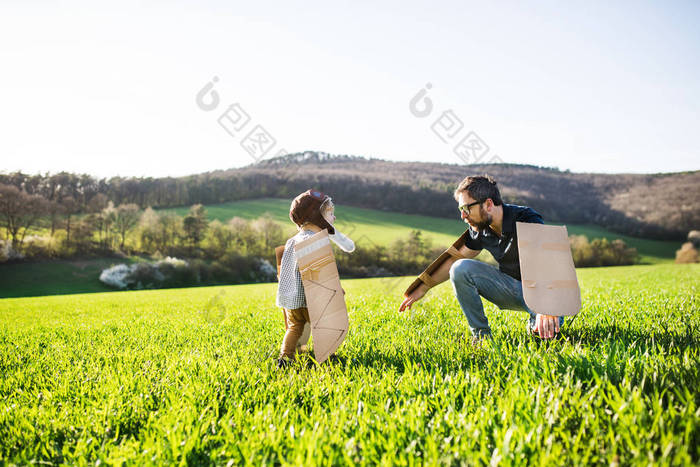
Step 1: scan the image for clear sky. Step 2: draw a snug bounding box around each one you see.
[1,0,698,177]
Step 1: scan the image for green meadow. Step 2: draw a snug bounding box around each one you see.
[1,263,698,465]
[0,258,137,299]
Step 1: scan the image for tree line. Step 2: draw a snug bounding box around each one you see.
[1,152,697,241]
[0,181,637,290]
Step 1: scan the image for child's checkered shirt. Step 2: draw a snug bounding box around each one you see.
[276,229,317,310]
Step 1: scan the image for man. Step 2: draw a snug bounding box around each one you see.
[399,175,563,340]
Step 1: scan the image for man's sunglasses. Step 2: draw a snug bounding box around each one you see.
[458,200,482,214]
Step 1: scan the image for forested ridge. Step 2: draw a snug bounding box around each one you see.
[2,151,698,240]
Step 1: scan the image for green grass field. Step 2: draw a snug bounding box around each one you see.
[0,258,138,298]
[163,198,681,264]
[1,264,698,465]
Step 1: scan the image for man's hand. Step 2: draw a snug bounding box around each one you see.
[399,283,428,312]
[533,314,560,339]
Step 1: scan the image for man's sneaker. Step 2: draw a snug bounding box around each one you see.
[527,325,562,340]
[470,334,493,349]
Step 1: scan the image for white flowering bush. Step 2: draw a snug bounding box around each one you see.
[157,256,188,268]
[99,258,190,290]
[100,255,277,290]
[0,240,24,263]
[99,264,131,289]
[256,258,277,281]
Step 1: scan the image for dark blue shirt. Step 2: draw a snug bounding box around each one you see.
[463,204,544,281]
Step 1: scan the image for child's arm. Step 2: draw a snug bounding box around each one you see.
[329,230,355,253]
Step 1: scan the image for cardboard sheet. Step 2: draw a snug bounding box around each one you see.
[516,222,581,317]
[404,230,472,296]
[294,229,349,363]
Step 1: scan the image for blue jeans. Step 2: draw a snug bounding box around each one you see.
[449,259,564,337]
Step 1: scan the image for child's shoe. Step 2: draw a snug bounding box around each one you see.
[277,357,292,369]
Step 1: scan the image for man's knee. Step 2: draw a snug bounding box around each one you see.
[449,259,482,283]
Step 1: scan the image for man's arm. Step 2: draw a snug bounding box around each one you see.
[399,244,480,312]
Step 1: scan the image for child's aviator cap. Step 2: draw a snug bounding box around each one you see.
[289,189,335,235]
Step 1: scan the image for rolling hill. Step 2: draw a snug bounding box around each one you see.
[193,152,700,240]
[3,152,698,241]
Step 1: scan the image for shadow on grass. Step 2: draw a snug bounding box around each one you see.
[272,322,699,381]
[562,323,699,350]
[282,344,491,374]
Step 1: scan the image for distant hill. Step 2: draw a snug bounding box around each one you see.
[214,152,700,240]
[2,151,698,240]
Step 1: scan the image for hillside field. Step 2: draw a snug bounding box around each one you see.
[163,198,681,263]
[0,264,698,465]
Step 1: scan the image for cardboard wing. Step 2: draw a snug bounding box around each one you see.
[404,229,472,297]
[516,222,581,317]
[294,229,349,363]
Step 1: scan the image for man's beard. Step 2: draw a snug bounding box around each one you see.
[471,206,492,231]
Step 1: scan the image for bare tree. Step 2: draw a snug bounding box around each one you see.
[251,214,283,255]
[87,193,109,213]
[0,184,49,249]
[101,202,117,250]
[229,217,256,254]
[61,196,78,248]
[183,204,208,251]
[72,215,98,253]
[47,200,65,237]
[113,203,140,250]
[139,207,160,252]
[205,219,233,257]
[156,213,182,254]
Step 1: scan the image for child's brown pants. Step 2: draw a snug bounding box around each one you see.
[280,307,310,359]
